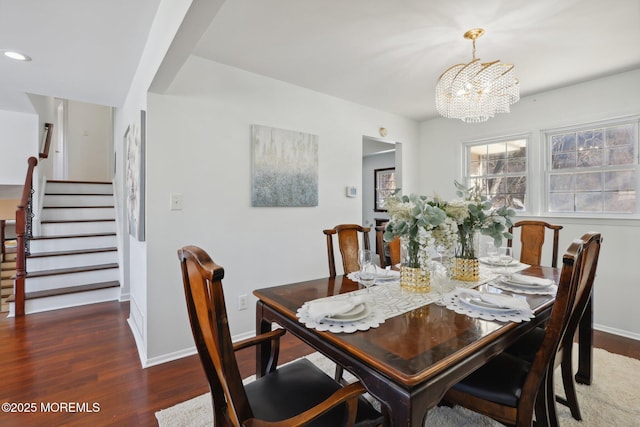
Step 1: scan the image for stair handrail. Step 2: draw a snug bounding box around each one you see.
[14,156,38,316]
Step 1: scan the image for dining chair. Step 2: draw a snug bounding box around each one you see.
[442,233,596,427]
[323,224,371,277]
[504,232,602,425]
[508,220,563,268]
[177,245,383,427]
[374,224,400,269]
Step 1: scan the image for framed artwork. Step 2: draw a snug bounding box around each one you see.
[250,124,318,207]
[39,122,53,159]
[125,110,145,241]
[374,167,396,212]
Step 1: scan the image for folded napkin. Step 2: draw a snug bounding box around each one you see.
[374,265,400,278]
[306,295,367,322]
[458,288,531,311]
[504,274,554,287]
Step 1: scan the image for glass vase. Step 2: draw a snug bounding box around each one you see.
[399,236,431,292]
[453,230,480,281]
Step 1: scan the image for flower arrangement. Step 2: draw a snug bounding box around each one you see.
[384,182,516,262]
[440,181,516,259]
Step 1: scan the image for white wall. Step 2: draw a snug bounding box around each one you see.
[145,56,420,362]
[65,101,113,181]
[419,69,640,339]
[0,109,38,185]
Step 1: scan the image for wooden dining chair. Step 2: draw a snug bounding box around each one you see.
[504,232,602,425]
[323,224,371,277]
[508,220,563,267]
[375,224,400,269]
[442,233,595,427]
[177,245,382,427]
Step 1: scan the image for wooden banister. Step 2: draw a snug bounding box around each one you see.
[14,156,38,316]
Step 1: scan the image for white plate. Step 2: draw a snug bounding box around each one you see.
[458,293,515,313]
[499,276,553,289]
[479,257,519,267]
[325,303,370,322]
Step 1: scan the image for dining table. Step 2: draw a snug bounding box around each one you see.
[253,265,590,426]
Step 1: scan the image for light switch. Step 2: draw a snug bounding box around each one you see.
[170,193,183,210]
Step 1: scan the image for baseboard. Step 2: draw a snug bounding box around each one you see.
[594,323,640,341]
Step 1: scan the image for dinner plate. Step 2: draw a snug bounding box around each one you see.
[499,276,554,289]
[478,256,520,267]
[458,293,515,313]
[324,303,370,322]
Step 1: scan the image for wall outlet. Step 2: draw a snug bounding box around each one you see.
[170,193,183,210]
[238,294,248,311]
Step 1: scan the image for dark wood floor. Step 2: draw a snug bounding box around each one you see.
[0,301,638,426]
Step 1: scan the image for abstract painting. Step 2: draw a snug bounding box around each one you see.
[125,110,145,241]
[251,125,318,207]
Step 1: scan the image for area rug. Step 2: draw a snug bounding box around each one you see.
[156,345,640,426]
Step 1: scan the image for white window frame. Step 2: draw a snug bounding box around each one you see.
[542,116,640,219]
[462,133,532,213]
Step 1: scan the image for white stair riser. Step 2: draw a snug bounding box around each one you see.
[40,221,116,236]
[43,194,114,207]
[30,235,116,252]
[41,207,115,221]
[28,251,117,271]
[46,182,113,195]
[25,268,119,292]
[9,287,121,316]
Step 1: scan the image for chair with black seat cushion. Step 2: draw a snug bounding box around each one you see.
[178,245,382,427]
[324,224,371,277]
[375,224,400,269]
[508,220,563,267]
[505,232,602,425]
[442,233,597,427]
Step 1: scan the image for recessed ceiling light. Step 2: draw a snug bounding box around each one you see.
[3,50,32,61]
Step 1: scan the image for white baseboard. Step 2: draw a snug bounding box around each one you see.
[594,323,640,341]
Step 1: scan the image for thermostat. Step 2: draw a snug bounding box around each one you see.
[346,186,357,198]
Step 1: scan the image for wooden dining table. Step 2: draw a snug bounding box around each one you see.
[253,266,587,426]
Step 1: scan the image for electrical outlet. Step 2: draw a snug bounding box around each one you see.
[238,294,248,311]
[170,193,183,210]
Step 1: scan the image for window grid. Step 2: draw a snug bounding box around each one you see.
[546,119,639,215]
[464,137,529,211]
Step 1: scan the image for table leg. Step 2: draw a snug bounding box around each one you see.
[255,301,272,378]
[575,292,593,385]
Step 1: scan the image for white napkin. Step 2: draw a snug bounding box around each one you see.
[374,265,400,279]
[504,274,554,287]
[458,288,531,311]
[306,295,367,322]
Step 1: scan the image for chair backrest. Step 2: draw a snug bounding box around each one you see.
[375,224,400,269]
[178,245,252,426]
[516,233,599,424]
[323,224,370,276]
[508,220,563,268]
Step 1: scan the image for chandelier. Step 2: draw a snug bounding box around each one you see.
[435,28,519,123]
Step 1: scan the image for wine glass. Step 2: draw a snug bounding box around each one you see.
[435,244,447,305]
[486,242,499,264]
[498,246,513,279]
[358,249,376,292]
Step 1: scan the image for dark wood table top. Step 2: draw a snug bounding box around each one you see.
[254,266,559,426]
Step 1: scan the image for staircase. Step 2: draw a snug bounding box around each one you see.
[1,249,16,312]
[8,180,121,316]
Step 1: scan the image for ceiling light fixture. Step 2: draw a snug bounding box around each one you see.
[3,50,32,62]
[435,28,519,123]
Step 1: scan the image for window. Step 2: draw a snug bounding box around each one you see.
[545,119,639,215]
[464,136,528,211]
[374,167,396,211]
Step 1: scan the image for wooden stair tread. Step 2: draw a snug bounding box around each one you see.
[47,180,112,184]
[42,205,115,209]
[7,281,120,302]
[27,247,117,258]
[40,219,115,224]
[31,232,116,240]
[25,263,118,278]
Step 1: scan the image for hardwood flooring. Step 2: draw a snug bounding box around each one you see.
[0,301,637,426]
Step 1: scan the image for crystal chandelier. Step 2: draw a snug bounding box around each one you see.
[435,28,519,123]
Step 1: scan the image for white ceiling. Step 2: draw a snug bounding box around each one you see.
[2,0,639,121]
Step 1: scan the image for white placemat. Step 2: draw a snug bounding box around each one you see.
[443,288,535,323]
